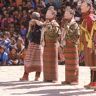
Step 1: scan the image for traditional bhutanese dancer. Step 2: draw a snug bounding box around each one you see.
[61,6,80,85]
[20,12,43,81]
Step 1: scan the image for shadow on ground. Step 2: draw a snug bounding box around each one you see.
[0,81,96,96]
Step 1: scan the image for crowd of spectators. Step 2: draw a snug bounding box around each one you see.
[0,0,95,65]
[0,0,65,65]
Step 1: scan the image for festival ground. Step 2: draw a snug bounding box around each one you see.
[0,65,96,96]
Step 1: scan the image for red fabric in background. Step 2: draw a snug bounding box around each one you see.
[0,3,4,7]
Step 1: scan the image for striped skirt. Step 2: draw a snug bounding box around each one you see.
[24,42,43,73]
[43,41,58,81]
[64,40,79,83]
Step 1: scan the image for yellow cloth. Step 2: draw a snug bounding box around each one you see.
[80,21,96,49]
[79,42,84,51]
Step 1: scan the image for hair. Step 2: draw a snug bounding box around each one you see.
[46,6,57,19]
[81,0,94,12]
[32,12,40,20]
[65,6,75,15]
[82,0,92,6]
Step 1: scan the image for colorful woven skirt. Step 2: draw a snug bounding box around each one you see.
[24,42,43,73]
[43,41,58,81]
[64,40,79,83]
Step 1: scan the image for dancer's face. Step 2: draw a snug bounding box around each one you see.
[81,2,90,13]
[64,11,73,20]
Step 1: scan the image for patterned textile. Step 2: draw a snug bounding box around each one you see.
[65,22,80,45]
[43,40,58,81]
[64,40,79,83]
[24,42,43,73]
[43,20,60,81]
[63,18,80,83]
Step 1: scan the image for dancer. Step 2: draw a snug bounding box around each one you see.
[20,12,43,81]
[80,0,96,89]
[42,6,61,82]
[61,6,80,85]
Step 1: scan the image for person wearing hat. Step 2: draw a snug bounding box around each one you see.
[0,44,8,65]
[41,6,61,82]
[61,6,80,85]
[20,12,43,81]
[80,0,96,89]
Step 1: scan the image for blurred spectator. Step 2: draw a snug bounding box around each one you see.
[0,15,3,30]
[0,2,4,8]
[0,32,4,45]
[20,24,28,42]
[14,37,25,64]
[8,47,19,65]
[0,45,8,65]
[3,32,11,53]
[0,0,85,66]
